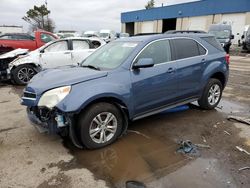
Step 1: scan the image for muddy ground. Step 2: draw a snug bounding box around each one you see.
[0,56,250,188]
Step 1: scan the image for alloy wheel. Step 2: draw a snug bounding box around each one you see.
[208,84,221,105]
[89,112,118,144]
[17,67,35,83]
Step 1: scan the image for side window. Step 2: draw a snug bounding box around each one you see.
[201,37,224,52]
[198,44,206,55]
[40,33,56,43]
[136,40,172,65]
[44,41,68,52]
[72,40,90,50]
[172,39,201,60]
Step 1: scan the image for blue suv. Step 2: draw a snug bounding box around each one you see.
[21,34,229,149]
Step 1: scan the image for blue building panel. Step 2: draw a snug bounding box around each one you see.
[121,0,250,23]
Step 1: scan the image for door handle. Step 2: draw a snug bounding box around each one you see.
[167,67,175,73]
[201,58,206,63]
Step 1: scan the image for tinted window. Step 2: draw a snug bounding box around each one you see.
[172,39,201,60]
[72,40,90,50]
[44,41,68,52]
[12,35,34,40]
[202,36,224,51]
[136,40,172,65]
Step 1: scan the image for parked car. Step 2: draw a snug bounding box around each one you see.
[21,34,229,149]
[0,31,57,54]
[99,29,116,43]
[82,31,99,38]
[119,33,130,38]
[6,37,105,84]
[208,24,234,54]
[242,26,250,51]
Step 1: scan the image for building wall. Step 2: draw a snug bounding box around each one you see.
[0,26,23,34]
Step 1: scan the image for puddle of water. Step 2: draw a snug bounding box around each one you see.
[67,124,189,188]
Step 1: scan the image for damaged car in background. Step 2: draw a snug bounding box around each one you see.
[0,37,105,85]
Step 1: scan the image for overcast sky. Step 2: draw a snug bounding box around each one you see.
[0,0,199,32]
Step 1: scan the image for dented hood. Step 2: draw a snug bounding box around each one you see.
[0,48,29,59]
[27,66,108,94]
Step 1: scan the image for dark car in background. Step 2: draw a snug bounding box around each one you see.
[208,24,234,53]
[21,34,229,149]
[242,26,250,51]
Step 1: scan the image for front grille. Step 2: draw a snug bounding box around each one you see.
[23,91,36,100]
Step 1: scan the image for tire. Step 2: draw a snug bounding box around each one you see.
[198,79,223,110]
[12,64,37,85]
[78,103,123,149]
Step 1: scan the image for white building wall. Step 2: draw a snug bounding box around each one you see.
[0,26,23,34]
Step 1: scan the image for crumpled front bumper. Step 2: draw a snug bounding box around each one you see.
[27,107,66,134]
[0,68,11,81]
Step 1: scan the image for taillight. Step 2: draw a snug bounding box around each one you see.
[225,54,230,65]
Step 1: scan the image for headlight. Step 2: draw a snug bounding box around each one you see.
[38,86,71,109]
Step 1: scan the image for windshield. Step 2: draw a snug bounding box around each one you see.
[209,30,230,39]
[99,33,109,38]
[81,41,139,70]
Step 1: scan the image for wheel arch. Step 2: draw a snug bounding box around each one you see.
[75,96,130,136]
[210,72,226,89]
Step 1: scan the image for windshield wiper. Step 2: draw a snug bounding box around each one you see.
[81,65,100,70]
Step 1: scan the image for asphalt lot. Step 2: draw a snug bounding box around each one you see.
[0,55,250,188]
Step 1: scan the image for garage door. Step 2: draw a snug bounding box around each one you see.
[141,21,154,33]
[188,16,207,31]
[221,13,246,44]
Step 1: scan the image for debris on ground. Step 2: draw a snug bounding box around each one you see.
[238,167,250,172]
[236,146,250,156]
[224,130,231,136]
[126,180,146,188]
[127,130,151,139]
[177,140,211,157]
[227,116,250,126]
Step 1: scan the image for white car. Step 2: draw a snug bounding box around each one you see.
[9,37,106,85]
[99,29,117,43]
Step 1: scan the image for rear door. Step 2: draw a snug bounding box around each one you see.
[71,39,94,65]
[40,40,72,69]
[171,38,207,99]
[131,39,179,116]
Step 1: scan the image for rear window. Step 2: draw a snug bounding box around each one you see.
[201,36,224,51]
[172,39,206,60]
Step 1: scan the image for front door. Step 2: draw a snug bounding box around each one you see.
[40,40,72,69]
[130,39,178,116]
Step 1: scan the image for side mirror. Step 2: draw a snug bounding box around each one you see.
[40,49,45,53]
[230,35,235,39]
[241,35,245,39]
[133,58,154,69]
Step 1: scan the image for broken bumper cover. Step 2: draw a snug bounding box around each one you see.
[0,68,11,81]
[27,107,68,134]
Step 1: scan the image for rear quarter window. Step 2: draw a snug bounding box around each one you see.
[201,36,224,52]
[171,38,206,60]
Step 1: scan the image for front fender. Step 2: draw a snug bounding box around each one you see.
[9,56,40,71]
[56,77,133,117]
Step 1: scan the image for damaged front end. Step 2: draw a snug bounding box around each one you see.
[22,86,83,148]
[0,48,29,81]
